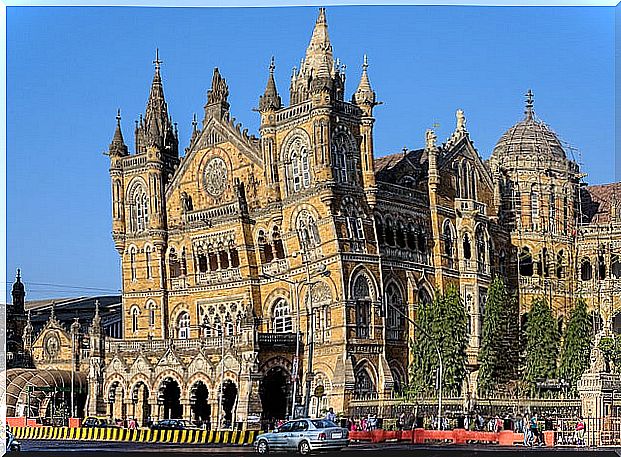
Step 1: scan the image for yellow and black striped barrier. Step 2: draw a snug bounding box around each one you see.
[10,427,258,445]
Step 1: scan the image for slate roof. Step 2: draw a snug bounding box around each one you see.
[581,182,621,224]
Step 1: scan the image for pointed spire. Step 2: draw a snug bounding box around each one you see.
[204,67,230,121]
[303,8,334,78]
[524,89,534,121]
[259,56,282,112]
[109,109,128,156]
[50,300,56,322]
[144,48,170,148]
[353,54,376,107]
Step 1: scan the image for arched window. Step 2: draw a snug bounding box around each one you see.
[549,187,556,233]
[519,247,533,276]
[177,312,190,339]
[272,226,285,259]
[530,185,539,230]
[353,274,373,338]
[145,246,152,279]
[417,230,427,254]
[542,248,550,277]
[406,223,417,250]
[354,369,375,398]
[225,313,234,336]
[289,137,311,192]
[257,230,273,264]
[598,254,607,280]
[131,307,139,334]
[443,220,455,262]
[202,316,212,338]
[197,248,208,273]
[612,255,621,279]
[130,247,137,281]
[169,248,181,278]
[229,243,240,268]
[131,185,149,233]
[581,259,593,282]
[499,249,507,276]
[297,211,321,251]
[343,203,365,249]
[386,283,405,341]
[149,305,155,328]
[475,226,486,273]
[208,245,218,271]
[418,288,432,305]
[556,251,564,279]
[331,131,354,184]
[273,299,293,333]
[463,233,472,260]
[213,315,223,337]
[218,243,229,270]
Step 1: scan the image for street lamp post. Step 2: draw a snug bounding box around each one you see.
[382,299,443,423]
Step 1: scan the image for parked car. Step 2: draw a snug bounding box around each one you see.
[81,417,120,428]
[254,418,349,455]
[149,419,200,430]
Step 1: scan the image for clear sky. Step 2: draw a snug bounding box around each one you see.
[6,5,615,300]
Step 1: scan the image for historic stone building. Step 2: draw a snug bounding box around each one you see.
[8,8,621,426]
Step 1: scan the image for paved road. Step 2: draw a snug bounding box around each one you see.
[18,440,621,456]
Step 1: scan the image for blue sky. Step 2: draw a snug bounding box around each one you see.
[6,5,615,300]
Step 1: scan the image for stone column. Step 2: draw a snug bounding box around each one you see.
[181,400,192,421]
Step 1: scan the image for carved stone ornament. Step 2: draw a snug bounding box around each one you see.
[204,157,228,197]
[44,333,61,359]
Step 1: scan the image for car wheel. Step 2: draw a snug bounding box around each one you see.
[256,439,269,455]
[298,440,311,455]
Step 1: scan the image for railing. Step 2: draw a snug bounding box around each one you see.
[260,259,290,277]
[382,246,430,265]
[183,202,240,224]
[122,155,147,169]
[196,268,242,285]
[275,101,312,123]
[257,332,299,347]
[106,336,242,353]
[334,100,361,116]
[170,277,187,290]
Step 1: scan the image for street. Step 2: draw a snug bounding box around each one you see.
[17,440,621,456]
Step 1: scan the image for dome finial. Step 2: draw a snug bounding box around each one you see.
[525,89,534,120]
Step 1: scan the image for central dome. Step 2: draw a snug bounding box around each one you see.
[491,91,566,163]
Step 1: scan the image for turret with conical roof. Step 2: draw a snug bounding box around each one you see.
[109,110,128,156]
[259,57,282,113]
[290,8,345,105]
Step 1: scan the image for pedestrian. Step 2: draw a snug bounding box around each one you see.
[495,415,503,433]
[522,414,531,446]
[530,413,542,446]
[128,417,137,430]
[325,407,336,423]
[574,416,585,446]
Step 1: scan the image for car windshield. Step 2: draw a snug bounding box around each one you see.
[311,419,337,429]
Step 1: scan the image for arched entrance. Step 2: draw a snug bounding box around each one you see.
[131,381,150,427]
[220,380,238,427]
[159,377,182,419]
[108,381,125,421]
[259,366,291,421]
[190,381,211,424]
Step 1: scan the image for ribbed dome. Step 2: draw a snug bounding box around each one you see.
[492,90,566,162]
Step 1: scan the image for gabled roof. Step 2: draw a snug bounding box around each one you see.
[581,182,621,224]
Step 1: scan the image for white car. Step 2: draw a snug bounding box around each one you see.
[254,418,349,455]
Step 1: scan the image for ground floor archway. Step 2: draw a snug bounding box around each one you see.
[131,381,150,426]
[190,381,211,424]
[220,380,238,427]
[159,377,182,419]
[259,366,291,421]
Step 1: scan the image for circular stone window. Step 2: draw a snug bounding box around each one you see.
[204,157,228,197]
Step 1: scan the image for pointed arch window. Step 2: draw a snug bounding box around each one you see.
[530,185,539,230]
[148,303,156,328]
[475,226,487,273]
[385,218,395,247]
[353,274,373,339]
[225,313,235,336]
[131,307,139,334]
[272,226,286,259]
[213,315,223,337]
[258,230,273,264]
[519,247,533,276]
[177,311,190,339]
[354,369,375,398]
[374,216,385,245]
[131,186,149,233]
[581,259,593,282]
[549,188,556,233]
[273,298,293,333]
[556,250,564,278]
[386,283,405,341]
[130,247,137,281]
[289,137,311,192]
[169,248,181,278]
[463,233,472,260]
[145,246,152,279]
[443,220,455,266]
[331,131,354,184]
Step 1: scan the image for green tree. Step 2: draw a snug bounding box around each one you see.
[523,296,559,392]
[478,277,520,395]
[557,299,592,391]
[410,286,468,397]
